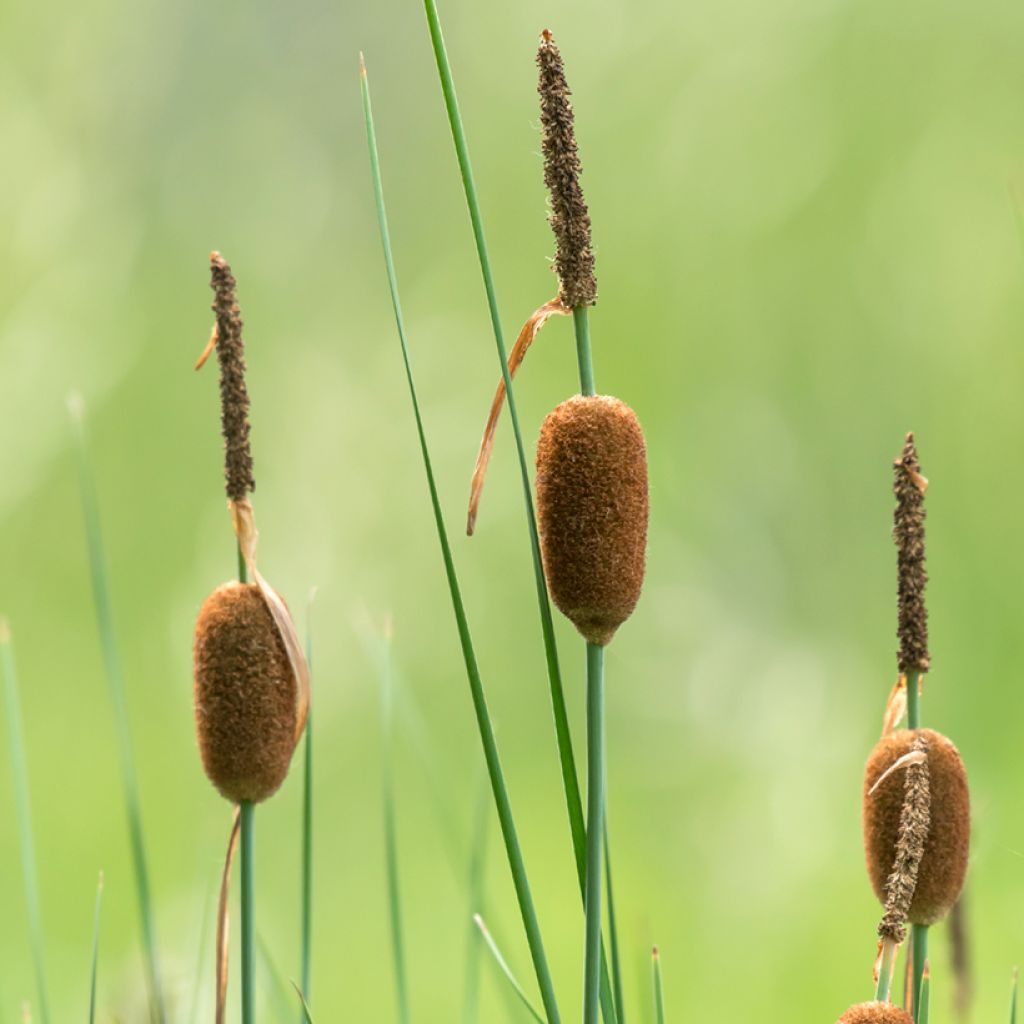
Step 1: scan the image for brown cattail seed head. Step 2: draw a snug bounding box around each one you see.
[210,252,255,502]
[894,433,928,673]
[863,728,969,925]
[537,30,597,308]
[536,395,648,646]
[194,582,297,803]
[838,1003,914,1024]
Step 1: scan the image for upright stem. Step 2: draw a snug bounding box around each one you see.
[875,938,897,1002]
[906,670,921,731]
[240,801,256,1024]
[584,643,605,1024]
[911,926,928,1022]
[573,307,596,397]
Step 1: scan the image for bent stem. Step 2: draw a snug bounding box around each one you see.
[361,56,561,1024]
[240,802,256,1024]
[583,643,605,1024]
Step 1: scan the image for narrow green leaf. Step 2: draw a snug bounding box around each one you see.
[473,916,545,1024]
[67,396,165,1024]
[360,54,560,1024]
[603,819,625,1023]
[417,9,619,1021]
[88,871,104,1024]
[918,962,930,1024]
[379,621,410,1024]
[1,622,50,1024]
[652,948,665,1024]
[1010,968,1018,1024]
[291,981,316,1024]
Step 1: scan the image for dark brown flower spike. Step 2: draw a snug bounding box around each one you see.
[201,251,255,503]
[864,728,969,926]
[537,30,597,308]
[838,1003,914,1024]
[536,395,648,645]
[894,433,929,674]
[877,733,930,945]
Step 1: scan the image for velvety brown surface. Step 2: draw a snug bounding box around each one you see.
[193,582,297,803]
[535,395,648,646]
[863,728,969,925]
[838,1002,914,1023]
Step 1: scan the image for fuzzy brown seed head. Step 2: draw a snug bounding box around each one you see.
[536,395,648,645]
[210,252,255,502]
[894,433,928,673]
[194,582,297,803]
[537,30,597,308]
[863,728,969,925]
[838,1003,914,1023]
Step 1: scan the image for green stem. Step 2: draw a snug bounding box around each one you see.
[1010,968,1018,1024]
[603,821,625,1023]
[240,801,256,1024]
[361,58,561,1024]
[906,670,921,730]
[584,644,605,1024]
[238,544,248,585]
[89,872,105,1024]
[0,626,50,1024]
[68,399,165,1023]
[874,939,897,1002]
[573,307,596,397]
[912,926,928,1022]
[652,948,665,1024]
[918,963,930,1024]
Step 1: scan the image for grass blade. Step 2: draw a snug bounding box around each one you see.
[88,871,105,1024]
[652,947,665,1024]
[462,779,491,1024]
[603,819,625,1023]
[0,622,51,1024]
[299,591,316,1015]
[360,54,560,1024]
[379,620,410,1024]
[67,396,165,1024]
[1010,968,1018,1024]
[417,10,620,1021]
[473,916,546,1024]
[919,961,930,1024]
[291,981,316,1023]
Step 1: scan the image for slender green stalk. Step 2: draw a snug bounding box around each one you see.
[874,940,897,1002]
[602,821,624,1023]
[299,596,315,1013]
[584,644,605,1024]
[652,948,665,1024]
[1,624,50,1024]
[361,56,561,1024]
[88,872,104,1024]
[380,625,410,1024]
[911,926,928,1023]
[419,8,619,1020]
[291,983,316,1024]
[463,781,491,1024]
[1010,968,1018,1024]
[474,916,546,1024]
[67,397,165,1023]
[240,802,256,1024]
[918,963,930,1024]
[906,670,922,731]
[573,307,596,397]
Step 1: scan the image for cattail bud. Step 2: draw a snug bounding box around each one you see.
[838,1003,914,1023]
[194,582,298,804]
[863,728,969,925]
[535,395,648,646]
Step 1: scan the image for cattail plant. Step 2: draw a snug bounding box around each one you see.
[849,435,970,1023]
[839,1002,915,1023]
[193,252,310,1023]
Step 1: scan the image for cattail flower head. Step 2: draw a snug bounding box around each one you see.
[863,728,969,925]
[194,582,298,803]
[894,433,928,673]
[537,30,597,308]
[838,1003,914,1023]
[209,252,255,502]
[535,395,648,645]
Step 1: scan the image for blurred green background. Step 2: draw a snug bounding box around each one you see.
[3,0,1024,1020]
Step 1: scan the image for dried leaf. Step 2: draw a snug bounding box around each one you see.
[216,807,242,1024]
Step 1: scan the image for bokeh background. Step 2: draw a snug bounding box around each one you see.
[3,0,1024,1020]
